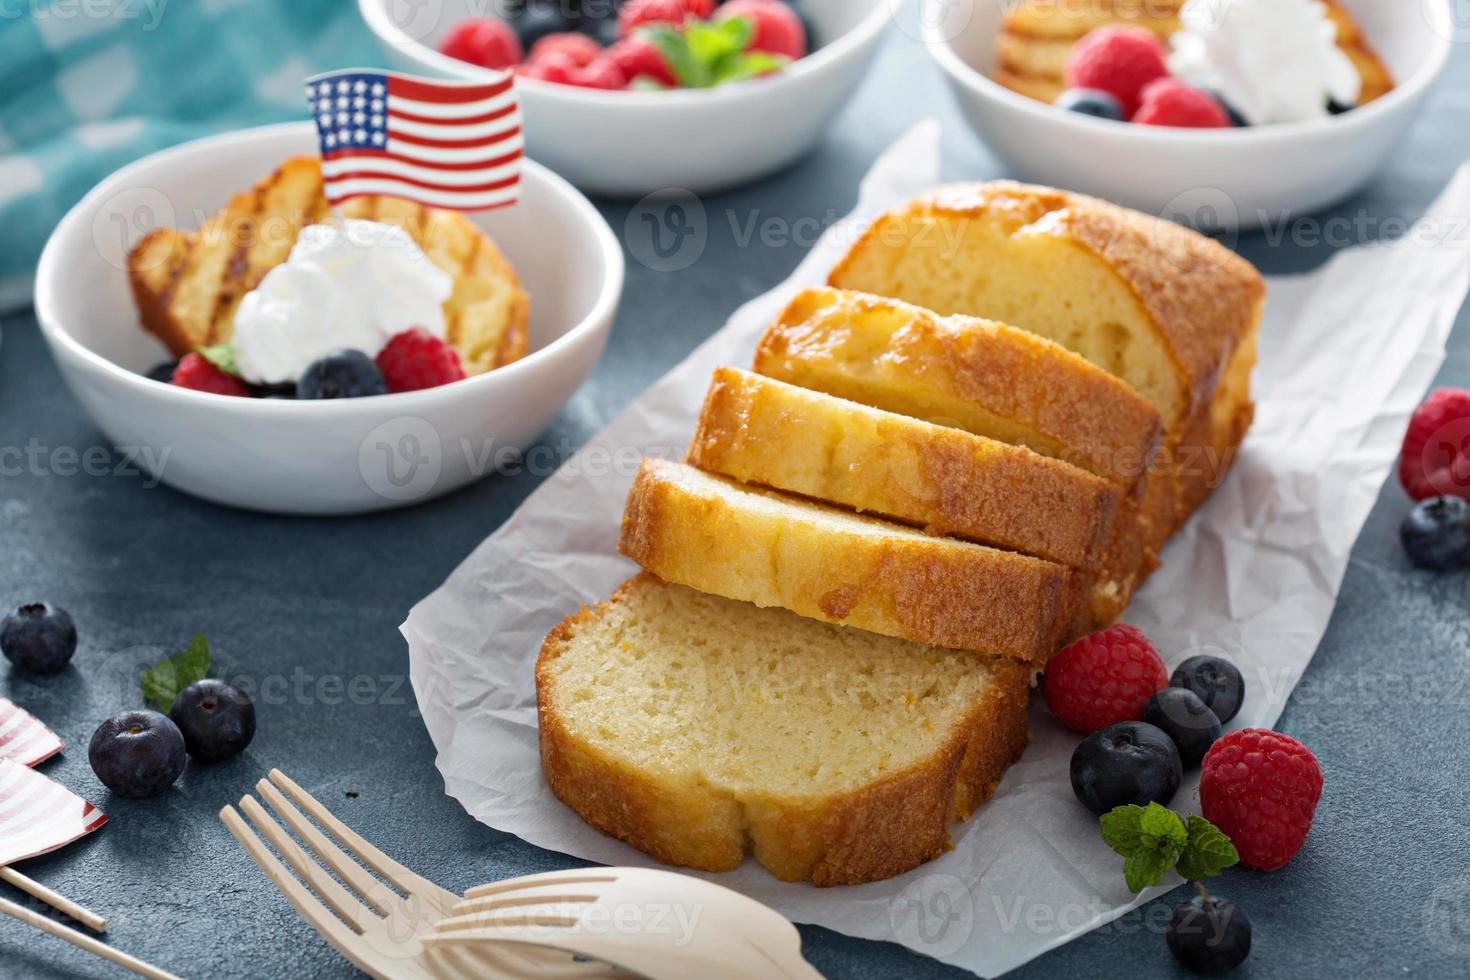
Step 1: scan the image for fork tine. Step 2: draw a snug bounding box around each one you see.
[455,883,605,914]
[238,795,381,927]
[254,779,394,917]
[463,872,617,900]
[220,805,367,951]
[267,770,454,904]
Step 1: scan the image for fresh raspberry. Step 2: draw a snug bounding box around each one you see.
[528,32,603,69]
[717,0,807,60]
[1399,387,1470,501]
[1063,26,1168,117]
[520,51,580,85]
[170,353,251,397]
[607,35,679,87]
[375,329,467,393]
[618,0,714,39]
[1043,624,1168,734]
[1200,728,1323,871]
[1133,78,1232,128]
[438,17,523,70]
[568,56,628,90]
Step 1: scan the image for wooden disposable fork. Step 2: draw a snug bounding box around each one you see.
[221,770,624,979]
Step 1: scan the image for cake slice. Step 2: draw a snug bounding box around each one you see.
[688,367,1136,626]
[536,574,1033,885]
[827,183,1264,529]
[994,0,1392,106]
[620,459,1078,662]
[689,367,1118,569]
[753,287,1163,487]
[127,156,529,375]
[751,287,1163,593]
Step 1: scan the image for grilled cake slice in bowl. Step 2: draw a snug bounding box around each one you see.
[827,183,1264,530]
[536,574,1033,886]
[127,156,530,376]
[994,0,1393,107]
[620,459,1082,663]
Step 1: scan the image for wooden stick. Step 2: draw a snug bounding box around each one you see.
[0,867,108,932]
[0,895,178,980]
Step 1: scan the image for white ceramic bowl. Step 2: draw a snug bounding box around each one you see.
[922,0,1453,229]
[35,122,623,516]
[359,0,892,197]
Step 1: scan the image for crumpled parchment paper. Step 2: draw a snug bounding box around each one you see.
[402,121,1470,977]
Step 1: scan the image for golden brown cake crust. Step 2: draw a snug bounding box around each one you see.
[535,575,1035,886]
[126,156,529,375]
[689,367,1119,569]
[619,459,1077,662]
[755,288,1164,486]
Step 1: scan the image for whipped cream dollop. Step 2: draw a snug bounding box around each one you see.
[1167,0,1361,126]
[232,219,453,385]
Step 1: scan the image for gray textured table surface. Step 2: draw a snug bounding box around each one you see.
[3,12,1470,980]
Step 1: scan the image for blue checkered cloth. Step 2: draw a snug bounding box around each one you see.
[0,0,384,310]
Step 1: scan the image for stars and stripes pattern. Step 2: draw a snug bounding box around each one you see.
[0,697,63,768]
[0,760,107,867]
[305,68,522,212]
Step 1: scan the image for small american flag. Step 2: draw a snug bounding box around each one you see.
[0,760,107,867]
[305,67,522,212]
[0,698,63,768]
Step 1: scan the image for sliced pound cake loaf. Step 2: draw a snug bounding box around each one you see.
[827,182,1264,529]
[620,459,1081,663]
[536,574,1033,886]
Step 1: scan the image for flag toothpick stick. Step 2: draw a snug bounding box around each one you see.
[0,866,107,932]
[0,895,177,980]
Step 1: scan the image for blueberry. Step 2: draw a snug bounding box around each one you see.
[510,0,577,50]
[1055,88,1125,122]
[578,15,620,46]
[170,679,256,762]
[1216,98,1249,128]
[1167,894,1252,975]
[1170,655,1245,724]
[1070,721,1181,815]
[297,350,388,399]
[144,361,178,383]
[88,710,187,798]
[1400,496,1470,571]
[1141,687,1221,767]
[251,381,298,399]
[572,0,621,44]
[1,602,78,674]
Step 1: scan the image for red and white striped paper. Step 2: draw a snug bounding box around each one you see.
[0,697,63,767]
[0,759,107,867]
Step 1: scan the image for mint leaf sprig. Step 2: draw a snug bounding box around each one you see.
[196,342,240,377]
[1100,803,1239,892]
[141,634,213,712]
[643,16,790,90]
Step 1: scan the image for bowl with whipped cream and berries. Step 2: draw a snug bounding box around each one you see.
[923,0,1452,229]
[34,123,623,514]
[358,0,891,195]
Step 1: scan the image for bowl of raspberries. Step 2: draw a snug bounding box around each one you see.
[920,0,1453,229]
[358,0,892,195]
